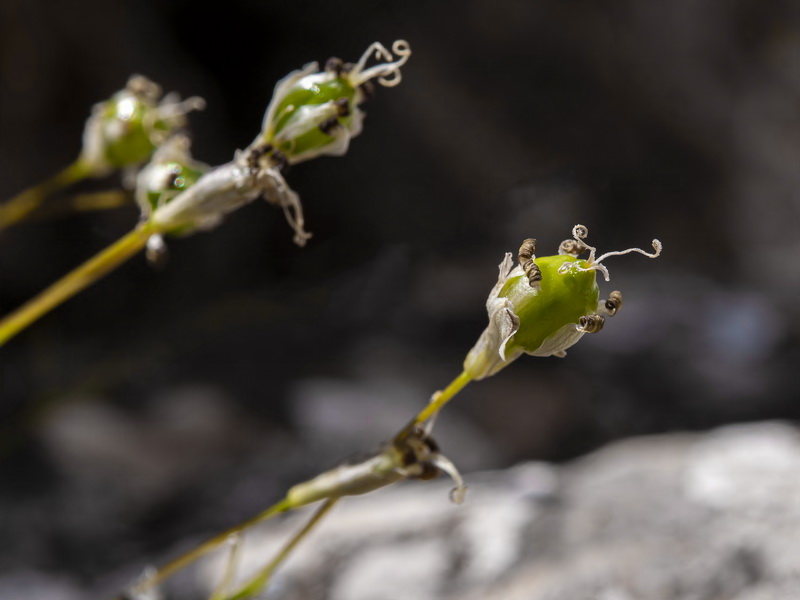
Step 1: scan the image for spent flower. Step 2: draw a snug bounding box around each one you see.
[464,225,662,380]
[252,40,411,165]
[80,75,205,176]
[149,41,412,246]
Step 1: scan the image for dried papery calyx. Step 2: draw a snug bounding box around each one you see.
[286,425,467,507]
[464,225,662,380]
[252,40,411,166]
[80,75,205,175]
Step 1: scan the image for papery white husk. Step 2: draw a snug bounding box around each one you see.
[149,160,263,233]
[149,150,310,245]
[260,62,319,139]
[528,322,586,358]
[463,253,524,380]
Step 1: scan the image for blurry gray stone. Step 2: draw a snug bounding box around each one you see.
[0,571,82,600]
[189,422,800,600]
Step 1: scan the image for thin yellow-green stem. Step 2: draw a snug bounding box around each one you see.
[0,224,153,346]
[0,159,93,230]
[209,533,243,600]
[223,370,473,599]
[117,497,295,600]
[30,190,131,221]
[68,190,131,212]
[226,498,340,600]
[410,370,473,426]
[109,371,473,598]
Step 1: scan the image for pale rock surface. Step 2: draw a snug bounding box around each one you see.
[189,422,800,600]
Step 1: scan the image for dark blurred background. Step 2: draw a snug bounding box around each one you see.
[0,0,798,596]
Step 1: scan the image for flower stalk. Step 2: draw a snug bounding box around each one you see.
[0,160,92,231]
[0,224,154,346]
[108,225,662,600]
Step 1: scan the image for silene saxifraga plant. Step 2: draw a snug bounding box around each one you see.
[0,40,411,346]
[120,225,662,600]
[0,32,665,600]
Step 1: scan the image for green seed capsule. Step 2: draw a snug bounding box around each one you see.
[464,225,662,380]
[100,92,162,166]
[80,75,204,175]
[267,76,359,161]
[499,255,599,357]
[142,161,206,214]
[136,135,209,221]
[255,40,411,165]
[139,42,410,249]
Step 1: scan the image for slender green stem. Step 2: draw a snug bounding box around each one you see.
[226,498,340,600]
[0,159,93,230]
[0,224,153,346]
[108,371,474,599]
[410,370,473,426]
[221,369,473,600]
[209,533,243,600]
[37,190,132,220]
[117,497,295,600]
[101,368,471,600]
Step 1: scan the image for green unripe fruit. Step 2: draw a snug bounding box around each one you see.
[499,255,599,358]
[100,94,164,167]
[80,75,204,176]
[464,226,662,380]
[269,75,359,161]
[143,161,206,213]
[254,40,410,166]
[135,135,209,233]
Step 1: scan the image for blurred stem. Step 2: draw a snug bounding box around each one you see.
[226,498,339,600]
[410,370,473,426]
[210,534,244,600]
[0,223,155,346]
[119,497,295,600]
[219,371,474,599]
[0,159,93,231]
[109,373,475,599]
[38,190,132,220]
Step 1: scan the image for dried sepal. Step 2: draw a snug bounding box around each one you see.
[146,146,311,246]
[463,253,525,380]
[149,160,263,235]
[286,425,466,507]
